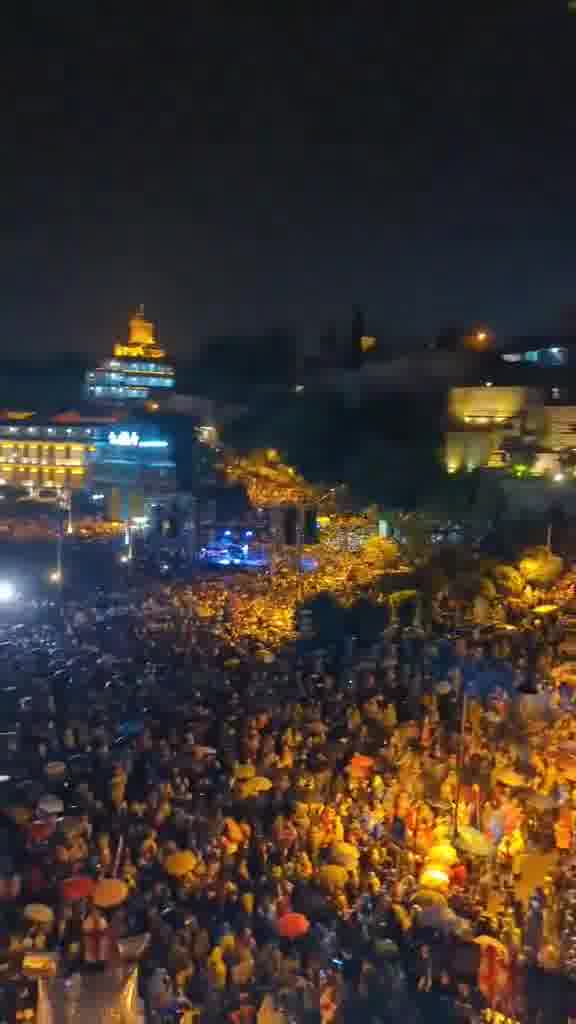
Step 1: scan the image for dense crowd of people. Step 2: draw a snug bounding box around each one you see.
[2,584,576,1023]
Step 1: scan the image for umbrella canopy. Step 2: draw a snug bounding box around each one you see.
[455,826,493,857]
[412,889,448,907]
[419,866,450,891]
[28,820,55,843]
[474,935,508,960]
[276,912,310,939]
[552,666,576,687]
[558,741,576,754]
[164,851,197,877]
[37,795,64,816]
[348,755,374,779]
[92,878,128,908]
[240,777,273,798]
[318,864,349,891]
[24,903,54,925]
[557,756,576,781]
[61,876,95,903]
[497,769,525,788]
[521,790,557,811]
[329,842,359,869]
[426,844,458,867]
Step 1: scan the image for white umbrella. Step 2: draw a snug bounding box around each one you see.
[37,795,64,816]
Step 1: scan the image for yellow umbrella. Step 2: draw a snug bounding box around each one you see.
[23,904,54,926]
[330,842,359,869]
[92,878,128,908]
[164,851,197,877]
[241,777,273,798]
[426,844,458,867]
[419,866,450,891]
[456,826,493,857]
[558,673,576,688]
[533,605,558,615]
[474,935,508,960]
[233,762,256,781]
[497,769,524,788]
[552,663,576,684]
[412,889,448,907]
[318,864,348,891]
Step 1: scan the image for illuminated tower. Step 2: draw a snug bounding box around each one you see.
[85,308,175,403]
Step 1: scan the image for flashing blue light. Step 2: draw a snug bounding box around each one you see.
[139,440,169,448]
[224,530,231,536]
[245,530,253,537]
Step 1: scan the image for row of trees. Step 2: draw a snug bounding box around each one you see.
[220,391,506,563]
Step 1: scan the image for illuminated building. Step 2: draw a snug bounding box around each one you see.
[90,424,177,520]
[0,411,176,520]
[0,413,100,491]
[444,386,550,473]
[85,307,175,402]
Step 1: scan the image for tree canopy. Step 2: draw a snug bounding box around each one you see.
[222,392,505,530]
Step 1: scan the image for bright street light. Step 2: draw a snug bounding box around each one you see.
[0,581,15,602]
[49,570,62,584]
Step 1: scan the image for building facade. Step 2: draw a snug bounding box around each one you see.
[0,410,177,520]
[444,384,576,478]
[90,424,178,520]
[84,308,175,403]
[0,412,98,492]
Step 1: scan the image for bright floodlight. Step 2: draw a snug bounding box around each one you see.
[0,581,15,602]
[49,570,62,584]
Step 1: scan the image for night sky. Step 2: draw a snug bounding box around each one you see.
[1,12,575,358]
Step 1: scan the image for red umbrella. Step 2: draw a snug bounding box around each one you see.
[276,912,310,940]
[27,820,55,844]
[61,876,95,903]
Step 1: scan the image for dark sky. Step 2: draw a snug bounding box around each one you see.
[1,11,576,358]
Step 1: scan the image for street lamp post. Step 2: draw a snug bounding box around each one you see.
[50,528,63,593]
[66,492,73,535]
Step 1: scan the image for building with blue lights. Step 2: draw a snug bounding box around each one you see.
[89,423,178,520]
[0,409,178,522]
[84,308,175,403]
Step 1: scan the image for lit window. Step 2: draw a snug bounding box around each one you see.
[552,387,561,400]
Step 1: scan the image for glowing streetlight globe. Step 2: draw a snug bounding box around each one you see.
[0,581,15,602]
